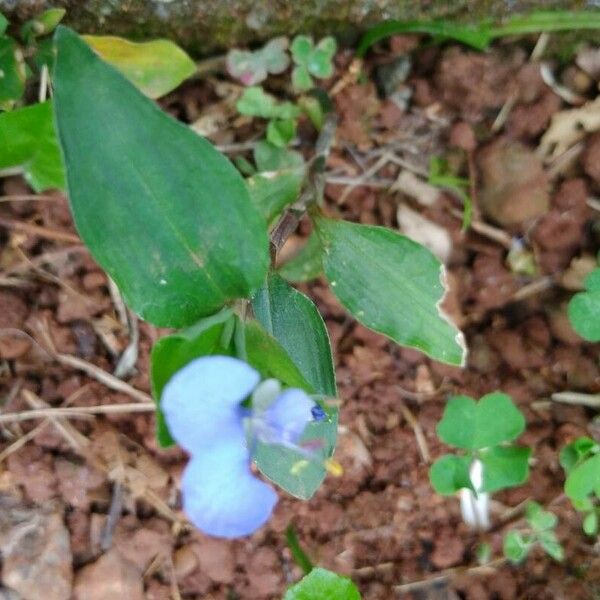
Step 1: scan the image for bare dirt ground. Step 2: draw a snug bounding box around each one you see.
[1,33,600,599]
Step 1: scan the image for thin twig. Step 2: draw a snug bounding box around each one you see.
[398,400,430,463]
[551,392,600,409]
[0,402,155,425]
[0,216,80,244]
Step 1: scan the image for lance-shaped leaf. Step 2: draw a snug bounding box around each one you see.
[314,215,466,365]
[53,27,269,328]
[82,35,196,98]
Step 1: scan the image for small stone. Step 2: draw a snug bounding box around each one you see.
[0,498,73,600]
[477,138,549,227]
[73,549,143,600]
[173,545,198,580]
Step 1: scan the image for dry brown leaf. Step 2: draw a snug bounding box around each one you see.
[538,96,600,161]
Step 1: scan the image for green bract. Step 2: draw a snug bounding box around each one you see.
[53,27,269,328]
[284,568,361,600]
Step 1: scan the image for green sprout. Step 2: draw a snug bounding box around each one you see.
[504,502,564,563]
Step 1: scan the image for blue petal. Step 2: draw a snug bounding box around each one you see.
[162,355,259,453]
[262,388,315,446]
[181,436,278,538]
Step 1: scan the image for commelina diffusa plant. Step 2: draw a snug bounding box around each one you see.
[10,25,470,540]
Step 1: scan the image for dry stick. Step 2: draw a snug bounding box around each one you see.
[397,400,430,463]
[0,403,156,425]
[270,113,338,255]
[0,421,50,464]
[4,245,86,276]
[0,216,80,244]
[448,208,512,248]
[551,392,600,409]
[394,558,507,594]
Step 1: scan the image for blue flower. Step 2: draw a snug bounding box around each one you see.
[162,355,322,538]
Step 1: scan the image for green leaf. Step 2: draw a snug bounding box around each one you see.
[254,140,304,171]
[53,27,269,328]
[0,36,26,107]
[82,35,196,99]
[247,168,303,224]
[310,37,336,78]
[315,216,465,366]
[480,445,531,493]
[583,511,598,536]
[292,65,313,92]
[565,453,600,503]
[244,319,312,390]
[236,86,300,120]
[299,95,325,130]
[21,8,65,40]
[503,530,531,563]
[150,309,236,447]
[538,530,564,562]
[0,101,65,191]
[227,37,289,86]
[429,454,473,495]
[291,35,314,65]
[559,436,598,474]
[357,11,600,57]
[284,568,361,600]
[279,230,324,283]
[252,272,336,397]
[0,13,7,35]
[568,266,600,342]
[437,392,525,450]
[267,118,297,148]
[526,501,557,532]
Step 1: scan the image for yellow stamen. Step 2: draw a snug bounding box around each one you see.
[324,458,343,477]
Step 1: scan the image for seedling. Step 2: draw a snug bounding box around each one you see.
[284,567,361,600]
[561,436,600,536]
[503,501,564,563]
[429,392,531,529]
[227,36,290,86]
[567,258,600,342]
[290,35,337,92]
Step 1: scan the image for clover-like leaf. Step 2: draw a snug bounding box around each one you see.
[291,35,313,65]
[565,453,600,503]
[227,37,290,86]
[310,37,336,78]
[480,446,530,493]
[429,454,473,495]
[568,264,600,342]
[267,118,297,147]
[254,140,304,171]
[237,86,300,120]
[583,511,598,536]
[538,530,564,561]
[436,392,525,450]
[503,530,531,563]
[292,65,313,91]
[559,436,599,474]
[526,501,557,532]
